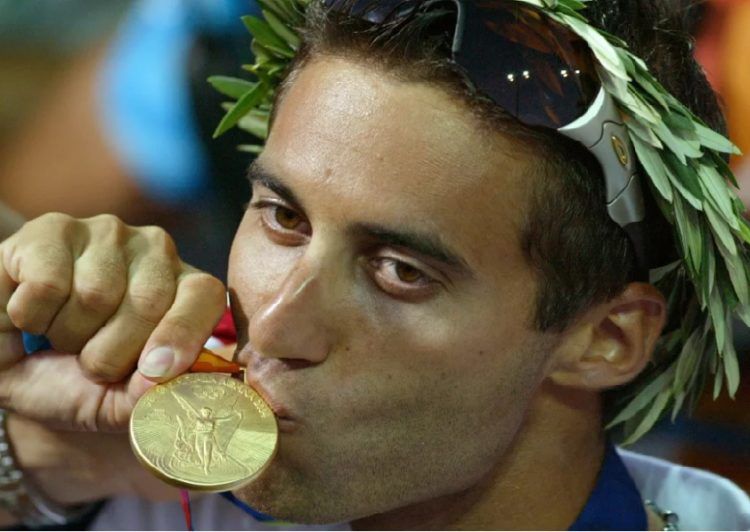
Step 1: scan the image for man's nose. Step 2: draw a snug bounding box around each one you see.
[248,259,335,364]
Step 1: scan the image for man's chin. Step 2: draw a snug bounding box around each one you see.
[232,467,348,525]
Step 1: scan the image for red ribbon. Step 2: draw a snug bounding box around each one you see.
[189,348,241,374]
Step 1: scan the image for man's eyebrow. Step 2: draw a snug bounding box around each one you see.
[247,161,471,274]
[247,160,304,209]
[355,223,472,274]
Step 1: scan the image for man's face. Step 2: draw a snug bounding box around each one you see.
[228,56,553,523]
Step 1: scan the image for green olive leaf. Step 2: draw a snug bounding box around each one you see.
[653,118,703,164]
[694,121,742,155]
[708,287,726,353]
[715,237,749,306]
[632,136,673,202]
[698,164,741,231]
[713,362,725,400]
[625,116,663,148]
[662,152,704,209]
[213,82,270,138]
[262,8,301,50]
[721,316,740,397]
[562,15,629,80]
[238,144,265,154]
[606,365,675,429]
[673,329,705,394]
[242,16,295,58]
[238,112,270,140]
[207,76,258,100]
[704,201,738,256]
[622,389,672,446]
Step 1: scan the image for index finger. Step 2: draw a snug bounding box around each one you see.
[137,268,227,382]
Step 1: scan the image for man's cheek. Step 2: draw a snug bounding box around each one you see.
[230,235,302,300]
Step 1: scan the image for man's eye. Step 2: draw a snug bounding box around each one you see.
[392,261,424,284]
[369,257,438,300]
[274,206,304,230]
[251,201,311,239]
[373,258,432,285]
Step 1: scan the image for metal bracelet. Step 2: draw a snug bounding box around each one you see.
[645,499,680,531]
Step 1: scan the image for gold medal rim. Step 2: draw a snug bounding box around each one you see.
[129,373,279,492]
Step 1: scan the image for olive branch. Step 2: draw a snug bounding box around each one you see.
[209,0,749,444]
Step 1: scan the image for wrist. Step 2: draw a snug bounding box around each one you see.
[6,414,124,505]
[1,411,104,527]
[7,414,178,505]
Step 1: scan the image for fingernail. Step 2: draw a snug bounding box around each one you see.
[139,347,175,378]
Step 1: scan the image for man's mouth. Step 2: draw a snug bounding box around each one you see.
[235,342,304,433]
[244,373,298,433]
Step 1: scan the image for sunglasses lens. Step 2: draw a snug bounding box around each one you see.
[454,1,600,129]
[323,0,419,24]
[323,1,600,129]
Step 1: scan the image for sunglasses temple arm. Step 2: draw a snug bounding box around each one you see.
[559,88,645,223]
[450,0,467,55]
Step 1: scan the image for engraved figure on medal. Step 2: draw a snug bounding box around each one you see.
[170,390,243,475]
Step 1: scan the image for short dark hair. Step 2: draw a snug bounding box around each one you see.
[273,0,726,332]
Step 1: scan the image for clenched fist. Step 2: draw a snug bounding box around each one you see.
[0,213,226,431]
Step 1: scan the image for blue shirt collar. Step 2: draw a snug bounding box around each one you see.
[569,440,648,530]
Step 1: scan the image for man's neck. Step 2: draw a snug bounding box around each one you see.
[353,382,606,530]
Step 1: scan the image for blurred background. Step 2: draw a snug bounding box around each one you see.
[0,0,257,279]
[0,0,748,495]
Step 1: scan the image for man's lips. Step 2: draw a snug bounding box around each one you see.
[245,369,293,421]
[236,344,301,431]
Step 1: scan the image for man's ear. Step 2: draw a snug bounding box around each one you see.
[547,283,667,391]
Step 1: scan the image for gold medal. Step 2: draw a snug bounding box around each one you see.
[129,372,278,492]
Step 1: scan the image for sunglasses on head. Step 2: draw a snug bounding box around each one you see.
[323,0,671,279]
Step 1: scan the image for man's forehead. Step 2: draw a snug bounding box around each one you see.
[263,56,536,267]
[269,58,530,193]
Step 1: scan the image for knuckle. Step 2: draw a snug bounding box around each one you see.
[75,283,122,314]
[5,301,29,331]
[182,273,225,302]
[6,305,43,333]
[86,249,128,282]
[79,354,127,383]
[33,213,78,240]
[138,255,175,285]
[127,287,172,324]
[91,214,128,242]
[142,226,178,257]
[27,242,73,277]
[91,213,123,229]
[23,278,69,302]
[38,212,74,228]
[10,214,73,250]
